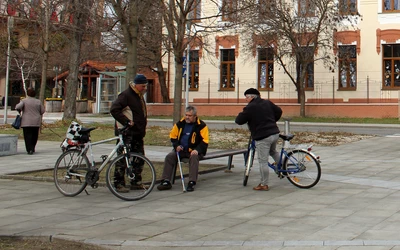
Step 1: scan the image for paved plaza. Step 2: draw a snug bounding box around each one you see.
[2,111,400,249]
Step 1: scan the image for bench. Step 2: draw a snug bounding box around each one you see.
[171,148,248,183]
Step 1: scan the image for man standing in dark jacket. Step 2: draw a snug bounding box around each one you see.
[235,88,282,191]
[157,105,209,192]
[110,74,148,193]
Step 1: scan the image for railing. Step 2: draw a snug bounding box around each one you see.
[184,76,394,104]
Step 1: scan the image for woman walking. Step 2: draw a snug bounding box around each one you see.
[15,88,45,155]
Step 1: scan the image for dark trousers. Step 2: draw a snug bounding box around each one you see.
[22,127,40,153]
[114,135,145,186]
[161,151,203,183]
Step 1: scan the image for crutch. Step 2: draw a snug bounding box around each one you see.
[176,151,187,192]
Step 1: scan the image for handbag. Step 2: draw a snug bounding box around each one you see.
[12,114,22,129]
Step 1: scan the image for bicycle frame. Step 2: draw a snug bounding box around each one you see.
[55,125,157,201]
[66,133,129,178]
[243,134,321,188]
[247,138,319,175]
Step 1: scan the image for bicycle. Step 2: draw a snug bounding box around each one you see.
[243,134,321,188]
[54,125,156,201]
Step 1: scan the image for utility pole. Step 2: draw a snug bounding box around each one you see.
[3,16,14,124]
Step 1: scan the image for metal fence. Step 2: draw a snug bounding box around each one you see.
[184,76,396,104]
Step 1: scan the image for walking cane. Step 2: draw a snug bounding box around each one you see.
[176,151,187,192]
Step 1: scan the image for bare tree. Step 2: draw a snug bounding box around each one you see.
[0,0,63,102]
[239,0,360,117]
[160,0,233,122]
[104,0,154,85]
[63,0,95,119]
[137,4,171,103]
[14,56,38,97]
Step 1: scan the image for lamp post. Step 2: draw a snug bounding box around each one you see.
[53,66,61,97]
[185,21,191,108]
[3,16,13,124]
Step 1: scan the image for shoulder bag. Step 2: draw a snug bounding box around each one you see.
[12,114,22,129]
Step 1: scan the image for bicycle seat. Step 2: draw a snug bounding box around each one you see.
[279,134,295,141]
[80,127,96,134]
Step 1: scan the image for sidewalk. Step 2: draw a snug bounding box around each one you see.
[2,133,400,249]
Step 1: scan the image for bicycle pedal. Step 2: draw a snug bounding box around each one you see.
[91,183,99,189]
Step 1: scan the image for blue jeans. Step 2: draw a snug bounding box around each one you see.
[256,134,280,186]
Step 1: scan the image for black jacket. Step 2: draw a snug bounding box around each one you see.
[110,86,147,138]
[235,97,282,141]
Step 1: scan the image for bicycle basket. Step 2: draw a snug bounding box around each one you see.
[60,138,81,151]
[65,121,93,143]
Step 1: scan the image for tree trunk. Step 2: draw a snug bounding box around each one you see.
[39,4,50,104]
[299,85,306,117]
[63,0,91,120]
[39,54,48,103]
[124,4,139,87]
[155,60,170,103]
[63,34,81,120]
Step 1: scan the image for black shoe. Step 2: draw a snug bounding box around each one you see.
[157,180,172,191]
[186,181,196,192]
[28,151,33,155]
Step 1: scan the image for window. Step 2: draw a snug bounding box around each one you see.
[339,0,357,15]
[189,0,201,22]
[338,45,357,89]
[298,0,316,17]
[258,48,274,90]
[222,0,238,21]
[383,44,400,88]
[220,49,235,90]
[188,50,199,91]
[383,0,400,12]
[298,47,314,90]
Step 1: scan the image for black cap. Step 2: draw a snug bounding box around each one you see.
[244,88,260,96]
[134,74,148,84]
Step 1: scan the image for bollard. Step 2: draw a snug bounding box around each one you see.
[283,118,291,148]
[284,118,291,134]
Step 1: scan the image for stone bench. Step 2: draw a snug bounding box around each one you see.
[0,134,18,156]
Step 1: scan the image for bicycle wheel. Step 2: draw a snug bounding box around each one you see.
[106,153,156,201]
[54,149,90,196]
[243,148,255,186]
[283,149,321,188]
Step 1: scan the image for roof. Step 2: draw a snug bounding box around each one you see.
[55,60,125,80]
[80,60,125,72]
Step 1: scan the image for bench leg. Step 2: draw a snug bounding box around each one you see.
[227,155,233,171]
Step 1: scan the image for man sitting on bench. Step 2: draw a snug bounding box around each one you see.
[157,105,209,192]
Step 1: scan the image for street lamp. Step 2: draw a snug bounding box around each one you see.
[53,66,61,97]
[185,21,191,108]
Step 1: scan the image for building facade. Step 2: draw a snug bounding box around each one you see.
[158,0,400,118]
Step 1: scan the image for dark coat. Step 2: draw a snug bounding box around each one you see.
[110,86,147,138]
[235,97,282,141]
